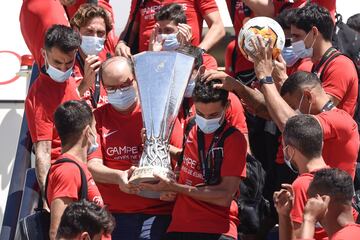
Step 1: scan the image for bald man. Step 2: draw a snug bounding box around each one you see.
[87,56,174,239]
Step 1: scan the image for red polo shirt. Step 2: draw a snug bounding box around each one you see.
[47,153,104,206]
[291,170,329,240]
[20,0,69,66]
[25,71,80,161]
[276,109,359,174]
[315,108,359,179]
[88,103,180,214]
[167,123,247,238]
[315,53,358,117]
[331,224,360,240]
[287,58,313,75]
[129,0,219,52]
[273,0,336,21]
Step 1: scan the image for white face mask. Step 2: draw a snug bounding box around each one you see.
[45,55,73,82]
[88,128,99,155]
[195,112,224,134]
[283,145,298,174]
[107,86,137,111]
[80,35,105,56]
[161,32,180,51]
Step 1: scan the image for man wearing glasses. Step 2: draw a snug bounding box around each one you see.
[87,56,182,240]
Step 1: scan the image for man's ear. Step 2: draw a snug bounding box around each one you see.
[41,48,46,59]
[304,90,314,104]
[83,125,91,139]
[312,26,319,39]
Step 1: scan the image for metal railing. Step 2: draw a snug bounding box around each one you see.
[0,64,38,240]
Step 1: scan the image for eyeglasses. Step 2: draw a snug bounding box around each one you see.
[104,78,134,94]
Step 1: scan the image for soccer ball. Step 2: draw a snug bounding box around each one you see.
[238,17,285,62]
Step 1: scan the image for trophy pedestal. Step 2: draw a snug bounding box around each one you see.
[129,166,175,199]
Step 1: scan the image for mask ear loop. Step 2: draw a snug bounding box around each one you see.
[297,93,305,112]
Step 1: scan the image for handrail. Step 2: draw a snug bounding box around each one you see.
[0,64,38,240]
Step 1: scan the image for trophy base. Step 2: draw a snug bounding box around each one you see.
[129,166,175,199]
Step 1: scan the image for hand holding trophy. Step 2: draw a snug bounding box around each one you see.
[129,51,195,198]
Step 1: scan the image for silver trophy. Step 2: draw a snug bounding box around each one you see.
[129,51,195,198]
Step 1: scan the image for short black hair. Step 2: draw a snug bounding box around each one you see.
[155,3,187,25]
[308,168,354,204]
[44,24,81,53]
[54,100,93,146]
[176,44,203,70]
[56,199,115,239]
[283,114,323,159]
[347,13,360,33]
[289,3,334,41]
[280,71,321,96]
[276,8,296,30]
[193,79,229,106]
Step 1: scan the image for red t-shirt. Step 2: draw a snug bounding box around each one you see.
[20,0,69,66]
[276,108,359,169]
[167,123,247,238]
[331,224,360,240]
[129,0,219,52]
[25,71,80,161]
[314,54,358,117]
[178,93,249,136]
[287,58,313,75]
[203,53,218,70]
[47,153,104,206]
[315,108,359,179]
[291,171,329,240]
[88,103,175,214]
[273,0,336,21]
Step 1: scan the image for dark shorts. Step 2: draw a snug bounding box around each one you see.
[111,213,171,240]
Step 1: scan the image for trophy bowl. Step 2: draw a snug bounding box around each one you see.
[129,51,195,199]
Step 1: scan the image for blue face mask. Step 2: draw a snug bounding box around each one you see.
[80,35,105,56]
[45,57,73,82]
[161,33,180,51]
[282,46,300,67]
[107,86,137,110]
[292,39,313,59]
[88,129,99,155]
[195,112,224,134]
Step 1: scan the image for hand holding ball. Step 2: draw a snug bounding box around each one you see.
[238,17,285,62]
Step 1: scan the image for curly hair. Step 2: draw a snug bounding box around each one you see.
[70,3,112,34]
